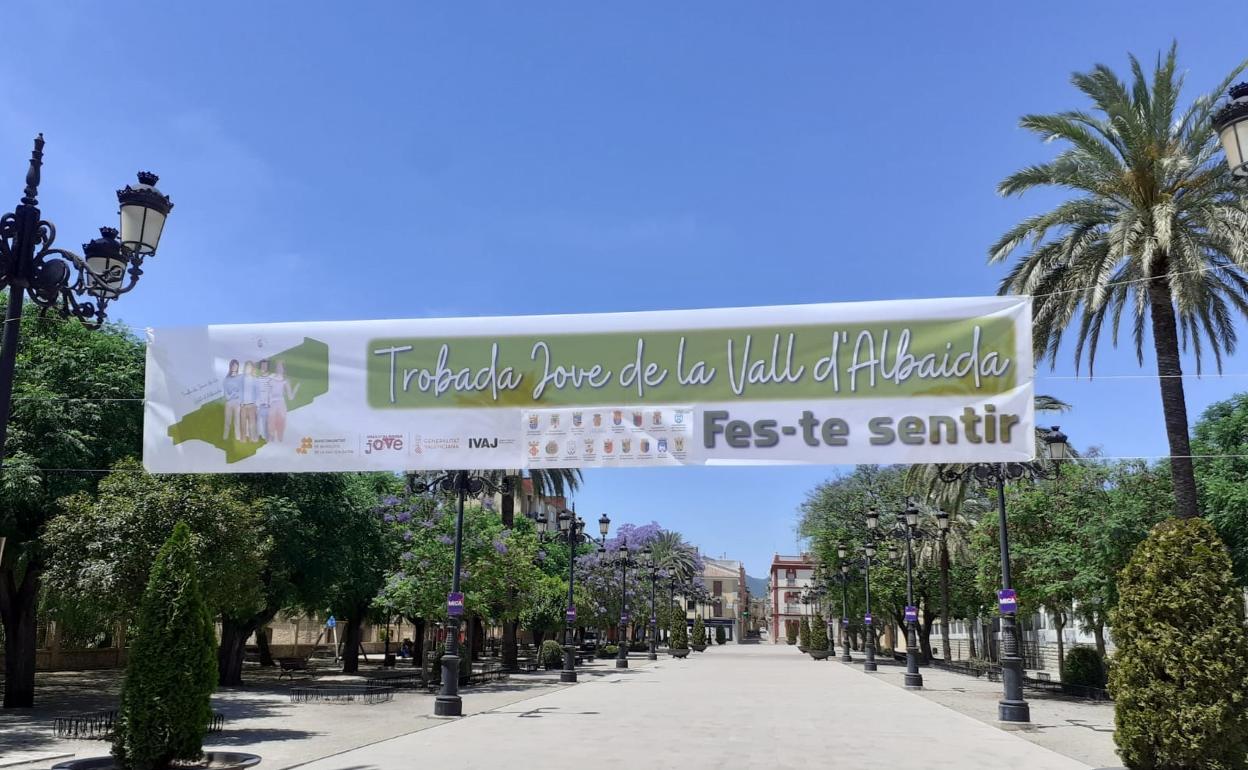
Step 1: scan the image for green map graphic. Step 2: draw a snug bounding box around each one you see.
[167,337,330,463]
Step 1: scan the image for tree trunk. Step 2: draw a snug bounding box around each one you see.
[502,620,519,671]
[1093,620,1106,659]
[341,604,365,674]
[967,616,977,660]
[534,629,545,647]
[254,627,275,666]
[0,562,41,708]
[1149,275,1199,519]
[939,539,952,663]
[411,617,425,669]
[1054,611,1066,681]
[918,613,934,663]
[218,618,254,686]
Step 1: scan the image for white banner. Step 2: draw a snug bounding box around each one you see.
[143,297,1034,473]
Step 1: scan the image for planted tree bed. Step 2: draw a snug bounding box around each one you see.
[53,711,226,741]
[289,684,394,704]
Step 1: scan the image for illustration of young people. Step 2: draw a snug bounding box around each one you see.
[255,358,272,441]
[222,359,243,441]
[241,361,259,442]
[265,359,301,444]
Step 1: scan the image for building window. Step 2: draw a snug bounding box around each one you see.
[713,581,722,596]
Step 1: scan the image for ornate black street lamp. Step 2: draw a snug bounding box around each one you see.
[935,509,952,664]
[412,471,511,718]
[935,426,1072,724]
[855,517,881,673]
[614,543,637,669]
[1214,83,1248,177]
[879,497,924,689]
[0,136,172,464]
[536,507,584,682]
[835,543,853,663]
[643,545,659,661]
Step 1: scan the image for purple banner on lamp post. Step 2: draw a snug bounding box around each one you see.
[565,606,577,623]
[841,618,850,627]
[864,612,873,626]
[997,588,1017,614]
[904,605,918,623]
[620,612,630,624]
[447,592,465,617]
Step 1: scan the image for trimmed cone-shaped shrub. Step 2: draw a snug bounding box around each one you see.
[715,626,727,645]
[809,613,829,651]
[540,639,564,670]
[669,618,689,650]
[1109,518,1248,770]
[113,522,217,770]
[1062,647,1106,690]
[798,617,811,649]
[692,617,706,647]
[785,622,797,645]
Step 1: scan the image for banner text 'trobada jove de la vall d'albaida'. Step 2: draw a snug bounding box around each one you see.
[142,297,1034,473]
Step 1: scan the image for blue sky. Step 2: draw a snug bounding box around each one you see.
[4,2,1247,578]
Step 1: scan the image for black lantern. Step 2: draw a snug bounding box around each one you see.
[116,171,173,256]
[1214,83,1248,178]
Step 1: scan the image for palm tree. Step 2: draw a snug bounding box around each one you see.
[990,45,1248,519]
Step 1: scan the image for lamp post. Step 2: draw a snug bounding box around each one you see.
[1214,83,1248,177]
[0,136,172,469]
[936,426,1072,724]
[558,510,583,683]
[643,545,658,661]
[888,497,924,689]
[615,543,633,669]
[936,509,952,665]
[412,471,511,718]
[836,544,853,663]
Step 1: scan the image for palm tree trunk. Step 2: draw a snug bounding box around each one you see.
[939,538,952,662]
[1149,276,1199,519]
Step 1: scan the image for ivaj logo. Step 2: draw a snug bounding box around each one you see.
[364,434,404,454]
[469,437,499,449]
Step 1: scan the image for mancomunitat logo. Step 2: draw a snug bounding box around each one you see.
[296,437,314,455]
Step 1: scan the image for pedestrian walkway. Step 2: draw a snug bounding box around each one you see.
[295,645,1100,770]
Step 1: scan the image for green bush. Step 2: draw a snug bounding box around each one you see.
[798,617,811,649]
[715,626,727,645]
[1062,647,1106,690]
[540,639,564,670]
[113,523,217,770]
[1109,518,1248,770]
[428,644,471,682]
[599,644,620,658]
[785,622,797,645]
[629,640,648,652]
[809,613,828,651]
[669,619,688,650]
[691,617,706,646]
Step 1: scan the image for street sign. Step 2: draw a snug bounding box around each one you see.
[447,592,465,617]
[864,612,873,626]
[565,606,577,623]
[997,588,1017,614]
[325,615,336,629]
[904,605,918,623]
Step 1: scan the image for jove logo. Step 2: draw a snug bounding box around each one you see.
[363,434,404,454]
[469,437,499,449]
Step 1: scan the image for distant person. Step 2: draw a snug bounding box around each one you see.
[256,359,272,441]
[266,360,301,444]
[222,359,243,441]
[399,639,413,659]
[241,361,259,442]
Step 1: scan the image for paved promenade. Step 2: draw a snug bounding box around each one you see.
[294,645,1103,770]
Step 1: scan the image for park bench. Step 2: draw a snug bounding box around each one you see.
[276,657,310,680]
